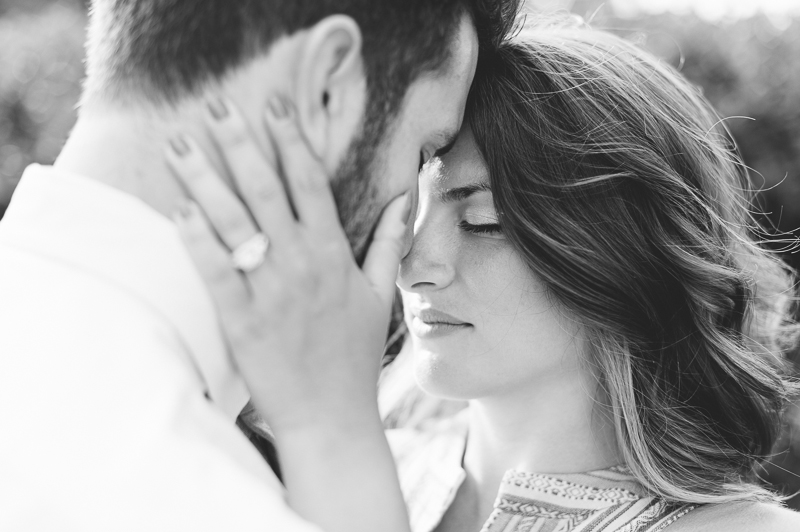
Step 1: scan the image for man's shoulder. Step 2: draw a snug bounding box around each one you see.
[0,239,167,336]
[669,500,800,531]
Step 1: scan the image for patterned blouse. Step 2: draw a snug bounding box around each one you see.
[387,414,698,532]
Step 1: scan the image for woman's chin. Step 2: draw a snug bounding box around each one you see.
[411,347,492,402]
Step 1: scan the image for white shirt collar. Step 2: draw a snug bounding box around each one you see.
[0,164,250,419]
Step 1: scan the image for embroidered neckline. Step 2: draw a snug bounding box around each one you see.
[500,469,642,506]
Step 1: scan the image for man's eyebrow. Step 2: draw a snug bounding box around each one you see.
[432,130,459,158]
[438,182,492,203]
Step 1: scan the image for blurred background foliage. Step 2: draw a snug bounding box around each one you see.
[1,0,799,508]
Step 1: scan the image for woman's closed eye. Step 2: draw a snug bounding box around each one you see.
[459,220,502,234]
[458,212,502,235]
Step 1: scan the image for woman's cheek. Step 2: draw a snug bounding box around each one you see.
[461,240,525,309]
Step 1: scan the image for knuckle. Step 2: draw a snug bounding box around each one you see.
[215,211,250,238]
[295,165,329,194]
[207,261,235,287]
[241,315,268,341]
[215,114,251,149]
[292,256,313,279]
[275,121,303,146]
[249,179,283,204]
[228,314,264,345]
[179,157,216,185]
[327,238,351,259]
[179,217,218,249]
[318,240,349,272]
[323,245,343,264]
[274,129,311,164]
[282,239,307,263]
[269,280,289,303]
[177,215,206,242]
[329,254,349,275]
[223,127,251,150]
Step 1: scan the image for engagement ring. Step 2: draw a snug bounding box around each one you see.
[231,233,270,273]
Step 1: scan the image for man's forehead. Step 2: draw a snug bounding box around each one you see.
[389,13,478,150]
[398,74,464,138]
[407,16,477,129]
[436,13,479,130]
[409,12,478,93]
[447,11,480,82]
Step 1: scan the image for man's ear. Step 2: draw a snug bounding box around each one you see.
[294,15,366,164]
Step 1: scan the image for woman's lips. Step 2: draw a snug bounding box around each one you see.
[408,309,472,339]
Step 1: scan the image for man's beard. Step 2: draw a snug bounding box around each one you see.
[330,123,384,267]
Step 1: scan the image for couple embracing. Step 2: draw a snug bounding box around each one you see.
[1,1,799,531]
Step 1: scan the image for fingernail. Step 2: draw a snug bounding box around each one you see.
[175,198,194,219]
[400,192,412,224]
[267,96,290,119]
[169,135,191,157]
[207,96,229,121]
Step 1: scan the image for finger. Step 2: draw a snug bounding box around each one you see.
[165,134,259,250]
[362,192,412,308]
[264,96,341,234]
[204,96,298,249]
[172,200,251,311]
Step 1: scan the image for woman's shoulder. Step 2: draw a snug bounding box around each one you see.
[668,501,800,532]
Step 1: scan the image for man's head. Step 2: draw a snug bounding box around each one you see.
[83,0,519,258]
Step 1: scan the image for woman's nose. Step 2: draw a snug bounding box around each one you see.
[397,215,456,294]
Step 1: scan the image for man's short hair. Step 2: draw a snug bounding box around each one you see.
[86,0,519,134]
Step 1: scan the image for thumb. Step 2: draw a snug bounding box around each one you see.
[362,192,412,308]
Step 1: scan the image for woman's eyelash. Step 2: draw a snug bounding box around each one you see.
[458,221,502,235]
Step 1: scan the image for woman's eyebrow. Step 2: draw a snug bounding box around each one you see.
[438,182,492,203]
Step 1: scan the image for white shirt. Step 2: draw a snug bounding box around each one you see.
[0,165,321,532]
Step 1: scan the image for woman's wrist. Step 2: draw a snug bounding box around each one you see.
[252,390,383,440]
[272,400,410,532]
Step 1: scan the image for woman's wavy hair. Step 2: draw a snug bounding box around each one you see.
[463,18,799,504]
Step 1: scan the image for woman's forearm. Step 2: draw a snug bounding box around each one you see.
[273,409,410,532]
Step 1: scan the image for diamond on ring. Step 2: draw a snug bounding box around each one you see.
[231,233,270,273]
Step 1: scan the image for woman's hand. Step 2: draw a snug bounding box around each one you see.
[166,96,409,433]
[165,95,411,532]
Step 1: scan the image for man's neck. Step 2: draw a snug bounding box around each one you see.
[55,49,293,218]
[53,104,215,218]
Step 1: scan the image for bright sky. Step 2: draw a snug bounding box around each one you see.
[610,0,800,23]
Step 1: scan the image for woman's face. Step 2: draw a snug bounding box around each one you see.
[398,126,584,401]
